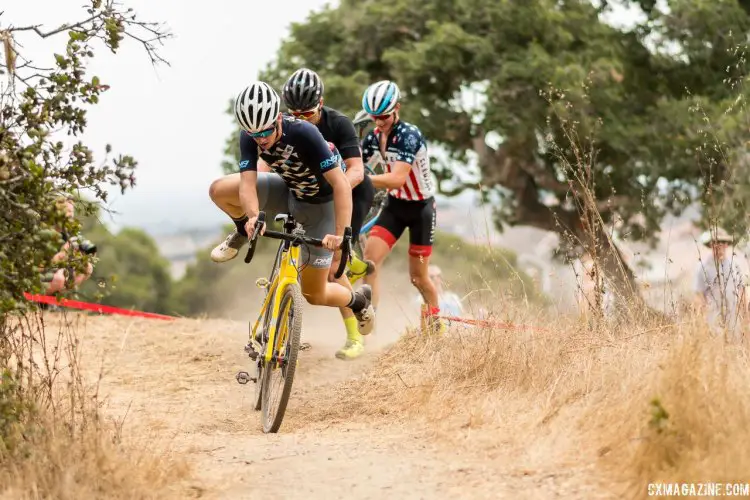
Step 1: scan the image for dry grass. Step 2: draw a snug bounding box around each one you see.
[0,416,192,500]
[0,311,194,500]
[298,301,750,498]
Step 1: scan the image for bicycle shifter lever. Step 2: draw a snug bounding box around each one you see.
[244,212,267,264]
[333,227,352,279]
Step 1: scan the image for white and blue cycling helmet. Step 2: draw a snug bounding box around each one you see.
[362,80,400,116]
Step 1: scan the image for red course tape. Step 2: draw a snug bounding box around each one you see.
[437,314,550,333]
[23,293,177,321]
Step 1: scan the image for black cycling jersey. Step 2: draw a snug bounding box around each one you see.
[312,106,361,161]
[238,116,343,204]
[304,105,374,240]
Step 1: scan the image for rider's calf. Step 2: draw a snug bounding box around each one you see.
[410,270,432,295]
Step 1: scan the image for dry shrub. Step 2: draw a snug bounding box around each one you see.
[593,322,750,499]
[0,311,192,499]
[305,300,750,495]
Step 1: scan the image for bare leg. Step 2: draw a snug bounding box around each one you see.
[409,254,439,308]
[300,266,375,336]
[208,173,243,218]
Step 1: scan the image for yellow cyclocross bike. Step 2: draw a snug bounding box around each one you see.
[235,211,352,433]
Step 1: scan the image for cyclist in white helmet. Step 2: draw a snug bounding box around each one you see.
[359,80,445,333]
[209,69,377,360]
[209,81,376,339]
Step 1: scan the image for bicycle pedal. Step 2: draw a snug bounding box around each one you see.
[236,371,251,385]
[255,278,270,289]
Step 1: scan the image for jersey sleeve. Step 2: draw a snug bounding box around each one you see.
[296,121,342,174]
[238,132,258,172]
[330,113,361,160]
[361,132,376,163]
[394,126,423,164]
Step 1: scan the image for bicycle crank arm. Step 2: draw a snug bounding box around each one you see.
[244,340,263,361]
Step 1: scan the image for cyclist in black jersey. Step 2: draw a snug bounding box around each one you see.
[277,68,376,359]
[208,81,375,335]
[359,80,445,334]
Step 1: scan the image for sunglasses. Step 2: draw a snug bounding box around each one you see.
[370,112,393,121]
[249,124,276,138]
[289,104,321,120]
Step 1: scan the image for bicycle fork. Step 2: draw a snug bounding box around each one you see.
[236,277,272,385]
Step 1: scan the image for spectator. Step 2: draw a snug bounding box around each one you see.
[41,196,95,295]
[693,227,748,340]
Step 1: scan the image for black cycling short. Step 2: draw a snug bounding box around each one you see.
[351,174,375,241]
[369,195,436,257]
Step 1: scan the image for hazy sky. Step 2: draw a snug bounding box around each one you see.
[4,0,333,232]
[4,1,642,235]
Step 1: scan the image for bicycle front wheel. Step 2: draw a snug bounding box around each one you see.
[260,282,303,433]
[253,243,285,411]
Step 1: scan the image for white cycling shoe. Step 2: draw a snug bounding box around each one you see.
[354,285,375,336]
[210,230,247,263]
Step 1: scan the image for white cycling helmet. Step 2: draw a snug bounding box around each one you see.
[362,80,400,116]
[234,81,281,133]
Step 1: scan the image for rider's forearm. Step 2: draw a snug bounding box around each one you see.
[238,174,260,218]
[344,157,364,188]
[332,179,353,237]
[371,172,407,190]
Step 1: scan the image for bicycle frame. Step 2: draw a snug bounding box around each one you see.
[243,211,352,364]
[248,240,301,365]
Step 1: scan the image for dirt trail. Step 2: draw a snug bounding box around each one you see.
[70,285,609,499]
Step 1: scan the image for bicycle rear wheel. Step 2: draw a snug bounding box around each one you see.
[260,282,303,433]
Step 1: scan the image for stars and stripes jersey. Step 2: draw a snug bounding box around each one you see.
[238,116,343,204]
[361,120,436,201]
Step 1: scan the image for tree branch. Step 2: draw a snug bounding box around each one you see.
[8,14,103,38]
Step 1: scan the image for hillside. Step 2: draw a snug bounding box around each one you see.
[40,278,749,499]
[147,196,723,317]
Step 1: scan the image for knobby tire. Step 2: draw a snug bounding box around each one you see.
[253,243,284,411]
[260,282,303,433]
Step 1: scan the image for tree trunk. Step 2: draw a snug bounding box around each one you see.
[472,135,668,323]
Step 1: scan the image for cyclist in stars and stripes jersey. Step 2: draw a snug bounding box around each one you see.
[359,80,445,334]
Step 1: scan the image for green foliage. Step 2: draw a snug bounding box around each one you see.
[170,224,280,317]
[257,0,750,243]
[0,2,171,315]
[387,230,544,304]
